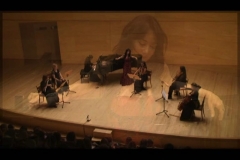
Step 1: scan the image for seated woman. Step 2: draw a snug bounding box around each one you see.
[133,61,148,90]
[168,66,187,99]
[40,74,59,107]
[180,82,201,121]
[84,55,93,73]
[51,63,69,90]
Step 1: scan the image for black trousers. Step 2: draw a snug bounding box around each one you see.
[168,81,185,99]
[180,100,200,121]
[140,74,148,88]
[134,80,142,93]
[46,92,59,107]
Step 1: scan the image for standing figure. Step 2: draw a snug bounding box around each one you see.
[115,49,137,86]
[134,61,148,90]
[40,74,59,107]
[180,83,201,121]
[51,63,69,90]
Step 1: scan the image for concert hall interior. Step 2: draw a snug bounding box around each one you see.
[1,12,240,149]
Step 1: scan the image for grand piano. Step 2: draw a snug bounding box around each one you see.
[89,53,142,83]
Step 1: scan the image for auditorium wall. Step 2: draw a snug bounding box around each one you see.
[2,12,237,65]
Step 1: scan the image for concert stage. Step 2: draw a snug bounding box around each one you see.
[1,60,239,148]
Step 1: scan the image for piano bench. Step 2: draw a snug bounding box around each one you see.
[80,69,90,83]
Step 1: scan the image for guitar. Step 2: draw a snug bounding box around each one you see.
[127,73,141,80]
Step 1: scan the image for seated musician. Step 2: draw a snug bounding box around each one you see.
[84,55,93,73]
[168,66,187,99]
[51,63,69,90]
[180,82,201,121]
[40,74,59,107]
[133,61,148,90]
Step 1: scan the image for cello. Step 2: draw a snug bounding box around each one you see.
[177,88,193,111]
[177,95,191,111]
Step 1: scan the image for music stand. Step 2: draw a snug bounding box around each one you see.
[156,84,169,118]
[64,70,76,96]
[128,74,142,98]
[155,81,165,101]
[57,82,70,108]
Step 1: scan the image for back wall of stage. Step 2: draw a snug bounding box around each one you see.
[2,12,237,65]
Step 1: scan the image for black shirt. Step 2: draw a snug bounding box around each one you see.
[52,69,61,80]
[190,91,199,101]
[175,74,187,83]
[40,80,53,95]
[84,57,93,72]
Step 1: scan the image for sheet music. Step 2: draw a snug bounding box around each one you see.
[162,89,168,100]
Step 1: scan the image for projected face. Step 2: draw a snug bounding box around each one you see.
[132,30,157,61]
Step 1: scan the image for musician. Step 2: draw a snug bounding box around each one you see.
[51,63,69,89]
[134,61,148,90]
[168,66,187,99]
[84,55,93,73]
[40,74,59,107]
[40,74,55,96]
[180,82,201,121]
[115,49,138,86]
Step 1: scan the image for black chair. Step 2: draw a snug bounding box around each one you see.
[36,86,45,106]
[194,96,206,121]
[176,79,189,99]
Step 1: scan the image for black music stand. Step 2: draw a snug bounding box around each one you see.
[65,70,76,96]
[156,83,169,118]
[57,84,70,108]
[155,81,165,101]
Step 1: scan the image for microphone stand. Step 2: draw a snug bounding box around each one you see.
[83,115,91,137]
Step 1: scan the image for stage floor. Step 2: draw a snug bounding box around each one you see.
[1,60,239,139]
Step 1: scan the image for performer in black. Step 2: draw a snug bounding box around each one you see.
[84,55,93,73]
[40,74,59,107]
[133,61,148,91]
[168,66,187,99]
[180,82,201,121]
[51,63,69,90]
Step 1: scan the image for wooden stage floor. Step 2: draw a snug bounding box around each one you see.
[1,59,240,142]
